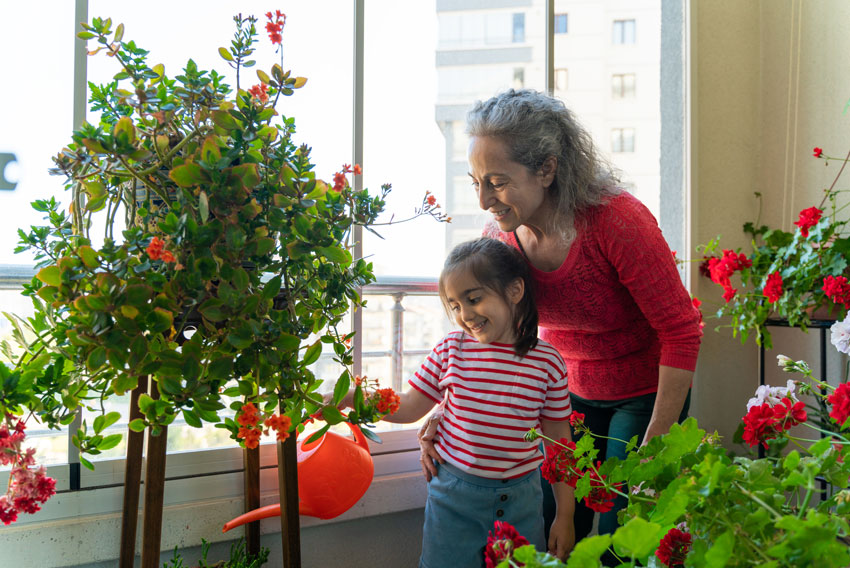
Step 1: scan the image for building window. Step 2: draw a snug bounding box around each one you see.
[612,19,636,44]
[512,13,525,43]
[611,128,635,153]
[555,68,568,91]
[611,73,636,98]
[513,67,525,89]
[555,14,568,34]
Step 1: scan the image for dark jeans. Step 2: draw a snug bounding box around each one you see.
[541,390,691,562]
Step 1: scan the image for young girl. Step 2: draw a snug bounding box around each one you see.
[337,238,576,567]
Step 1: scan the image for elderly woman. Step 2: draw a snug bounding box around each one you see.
[419,89,702,556]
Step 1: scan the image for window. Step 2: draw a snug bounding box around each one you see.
[612,19,636,44]
[555,13,568,34]
[513,67,525,89]
[612,73,636,98]
[555,68,569,91]
[611,128,636,153]
[512,12,525,43]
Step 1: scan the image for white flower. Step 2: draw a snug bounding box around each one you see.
[831,315,850,355]
[776,354,793,368]
[746,379,797,411]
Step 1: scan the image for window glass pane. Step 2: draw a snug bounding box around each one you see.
[83,0,354,453]
[437,0,545,256]
[0,4,77,467]
[556,1,660,214]
[512,13,526,43]
[555,14,568,34]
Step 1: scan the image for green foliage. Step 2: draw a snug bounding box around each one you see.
[4,13,442,461]
[501,412,850,567]
[700,176,850,348]
[162,538,269,568]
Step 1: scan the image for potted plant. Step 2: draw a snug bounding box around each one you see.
[0,8,447,560]
[697,147,850,348]
[484,333,850,567]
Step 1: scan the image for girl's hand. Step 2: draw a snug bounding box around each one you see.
[548,514,575,561]
[418,407,445,481]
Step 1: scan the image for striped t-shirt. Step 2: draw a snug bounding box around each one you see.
[409,331,572,479]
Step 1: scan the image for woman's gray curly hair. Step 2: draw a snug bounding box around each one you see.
[466,89,619,221]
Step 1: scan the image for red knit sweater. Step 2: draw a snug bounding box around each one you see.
[489,192,702,401]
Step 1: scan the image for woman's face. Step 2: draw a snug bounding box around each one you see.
[467,135,553,233]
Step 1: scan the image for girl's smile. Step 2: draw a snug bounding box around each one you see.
[442,269,524,345]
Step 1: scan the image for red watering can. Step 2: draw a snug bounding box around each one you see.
[222,422,374,531]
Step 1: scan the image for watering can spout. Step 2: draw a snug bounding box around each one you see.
[222,422,375,528]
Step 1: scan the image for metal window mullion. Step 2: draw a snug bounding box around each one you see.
[352,0,365,380]
[545,0,554,95]
[68,0,89,491]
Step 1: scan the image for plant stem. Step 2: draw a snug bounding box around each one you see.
[733,481,784,521]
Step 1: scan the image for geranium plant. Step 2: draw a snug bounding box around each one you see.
[0,8,446,514]
[485,338,850,567]
[698,147,850,348]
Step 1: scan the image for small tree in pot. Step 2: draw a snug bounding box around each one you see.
[2,10,446,561]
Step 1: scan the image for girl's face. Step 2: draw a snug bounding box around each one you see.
[442,269,524,346]
[467,135,555,233]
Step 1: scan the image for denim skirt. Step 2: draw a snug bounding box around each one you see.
[419,462,545,568]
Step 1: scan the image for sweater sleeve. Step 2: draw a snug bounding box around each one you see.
[595,194,702,371]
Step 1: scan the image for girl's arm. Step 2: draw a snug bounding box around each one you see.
[540,417,576,561]
[336,387,437,425]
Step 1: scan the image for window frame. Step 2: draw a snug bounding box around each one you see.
[612,18,637,45]
[1,1,692,546]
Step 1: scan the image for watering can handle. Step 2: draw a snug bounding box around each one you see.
[346,422,370,452]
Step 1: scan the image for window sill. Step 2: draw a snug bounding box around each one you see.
[0,431,425,566]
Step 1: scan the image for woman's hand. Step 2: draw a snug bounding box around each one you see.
[418,406,445,481]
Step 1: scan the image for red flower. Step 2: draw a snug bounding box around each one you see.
[828,383,850,428]
[353,164,362,175]
[540,439,579,487]
[264,413,292,442]
[236,403,260,427]
[823,275,850,308]
[568,412,585,427]
[741,396,805,449]
[722,286,737,303]
[763,271,783,303]
[0,500,17,525]
[814,147,823,158]
[655,527,692,567]
[794,206,823,237]
[373,388,400,415]
[583,466,619,513]
[484,521,529,568]
[692,297,705,330]
[265,11,286,45]
[773,396,807,429]
[333,171,346,192]
[160,250,176,263]
[146,236,165,260]
[248,83,269,104]
[742,402,780,448]
[427,194,437,206]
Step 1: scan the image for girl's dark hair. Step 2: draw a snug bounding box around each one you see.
[438,238,538,357]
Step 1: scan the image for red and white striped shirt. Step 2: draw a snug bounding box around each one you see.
[409,331,571,479]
